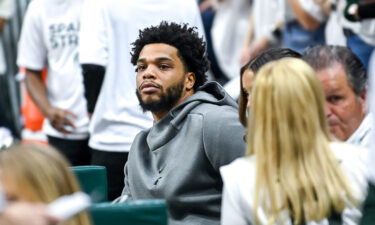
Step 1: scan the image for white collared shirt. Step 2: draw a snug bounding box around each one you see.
[346,114,372,149]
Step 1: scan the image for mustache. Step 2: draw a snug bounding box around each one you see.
[139,81,162,91]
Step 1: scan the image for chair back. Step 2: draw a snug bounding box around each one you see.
[90,199,168,225]
[71,165,108,202]
[360,183,375,225]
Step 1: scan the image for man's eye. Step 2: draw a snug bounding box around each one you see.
[136,65,146,72]
[328,95,342,103]
[159,64,170,70]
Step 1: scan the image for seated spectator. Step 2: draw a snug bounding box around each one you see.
[0,144,91,225]
[221,58,368,225]
[238,48,301,127]
[122,22,245,225]
[303,45,371,148]
[79,0,205,200]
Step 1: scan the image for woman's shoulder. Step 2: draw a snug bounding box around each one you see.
[221,156,255,171]
[220,156,256,184]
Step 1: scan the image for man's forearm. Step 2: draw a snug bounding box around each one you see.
[81,64,105,114]
[288,0,321,31]
[0,18,6,33]
[25,69,77,134]
[25,69,52,118]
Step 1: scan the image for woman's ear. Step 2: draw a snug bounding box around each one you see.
[185,72,196,91]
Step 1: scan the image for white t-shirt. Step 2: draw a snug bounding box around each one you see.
[79,0,205,152]
[252,0,283,42]
[17,0,89,140]
[220,142,369,225]
[211,0,252,79]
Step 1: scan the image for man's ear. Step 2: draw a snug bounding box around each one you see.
[359,88,367,113]
[185,72,196,91]
[360,88,367,101]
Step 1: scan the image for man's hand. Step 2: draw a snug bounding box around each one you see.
[0,18,6,33]
[1,202,61,225]
[46,107,77,134]
[25,69,79,135]
[87,112,93,120]
[199,0,217,12]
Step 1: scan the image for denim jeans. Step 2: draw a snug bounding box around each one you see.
[283,20,326,53]
[346,33,374,70]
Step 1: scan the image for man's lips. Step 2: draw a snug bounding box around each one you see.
[328,120,339,127]
[140,82,161,93]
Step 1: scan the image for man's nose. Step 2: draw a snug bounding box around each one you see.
[142,66,156,79]
[325,103,333,118]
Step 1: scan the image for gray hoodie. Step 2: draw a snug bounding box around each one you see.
[123,82,246,225]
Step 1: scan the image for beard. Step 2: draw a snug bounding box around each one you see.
[136,80,184,113]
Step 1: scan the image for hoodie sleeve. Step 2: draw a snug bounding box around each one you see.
[121,162,133,200]
[202,105,246,171]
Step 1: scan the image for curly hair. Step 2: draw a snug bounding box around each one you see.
[131,21,209,90]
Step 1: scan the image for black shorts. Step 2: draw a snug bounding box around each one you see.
[47,135,91,166]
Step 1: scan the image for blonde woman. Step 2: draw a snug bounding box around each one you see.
[0,144,91,225]
[221,58,369,225]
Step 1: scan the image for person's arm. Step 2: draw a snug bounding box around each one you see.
[25,69,76,134]
[0,202,60,225]
[79,0,109,114]
[121,162,133,200]
[288,0,322,30]
[81,64,105,114]
[0,18,6,32]
[239,12,255,66]
[240,1,283,65]
[199,0,218,12]
[240,36,271,66]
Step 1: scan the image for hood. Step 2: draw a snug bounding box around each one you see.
[169,81,238,125]
[146,81,238,151]
[177,81,238,109]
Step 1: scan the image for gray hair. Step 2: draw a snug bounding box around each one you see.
[303,45,367,95]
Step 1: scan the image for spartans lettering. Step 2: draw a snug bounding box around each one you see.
[49,22,79,49]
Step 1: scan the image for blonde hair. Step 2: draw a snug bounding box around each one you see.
[0,144,91,225]
[247,58,356,224]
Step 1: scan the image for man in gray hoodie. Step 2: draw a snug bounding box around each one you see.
[122,22,246,225]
